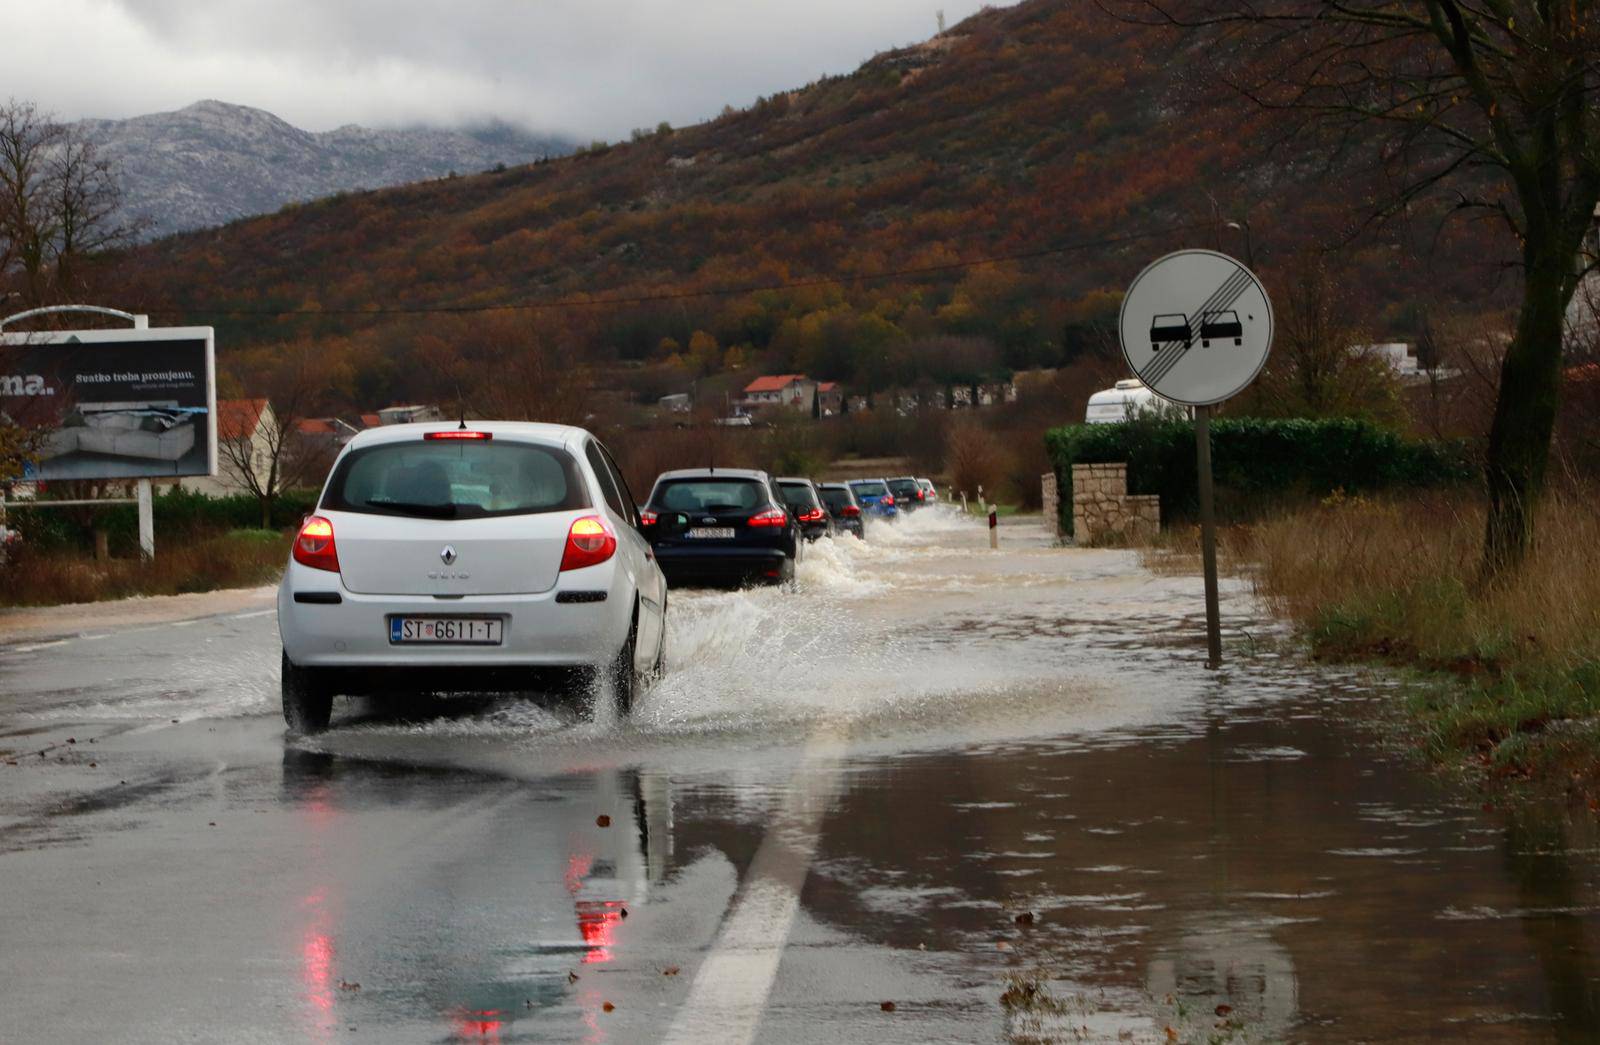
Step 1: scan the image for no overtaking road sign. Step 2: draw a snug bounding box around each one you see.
[1117,249,1273,407]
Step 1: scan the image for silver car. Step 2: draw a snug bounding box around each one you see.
[277,422,667,733]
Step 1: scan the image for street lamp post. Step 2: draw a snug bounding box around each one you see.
[1224,219,1255,269]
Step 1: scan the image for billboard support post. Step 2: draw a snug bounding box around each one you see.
[136,478,154,560]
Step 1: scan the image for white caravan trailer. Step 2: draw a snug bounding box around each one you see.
[1084,378,1190,424]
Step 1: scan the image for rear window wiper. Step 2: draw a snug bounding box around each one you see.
[365,498,459,519]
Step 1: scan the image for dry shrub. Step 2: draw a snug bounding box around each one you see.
[1,531,288,607]
[945,418,1012,500]
[1249,490,1600,672]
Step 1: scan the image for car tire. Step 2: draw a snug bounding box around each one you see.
[652,593,668,680]
[282,650,333,735]
[599,606,640,719]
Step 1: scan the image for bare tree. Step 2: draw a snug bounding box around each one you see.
[1243,255,1406,423]
[1122,1,1600,576]
[0,99,136,308]
[221,342,350,527]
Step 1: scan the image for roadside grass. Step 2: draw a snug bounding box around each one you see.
[0,529,288,607]
[1246,489,1600,800]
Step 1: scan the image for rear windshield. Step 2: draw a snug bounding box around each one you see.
[850,481,888,498]
[818,487,854,512]
[652,478,768,513]
[322,439,588,519]
[888,479,920,497]
[777,482,820,509]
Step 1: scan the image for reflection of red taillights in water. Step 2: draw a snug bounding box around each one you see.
[575,899,627,964]
[448,1008,504,1041]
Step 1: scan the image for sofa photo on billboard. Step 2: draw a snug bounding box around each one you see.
[43,401,203,464]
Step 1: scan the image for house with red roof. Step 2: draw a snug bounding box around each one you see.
[739,374,843,415]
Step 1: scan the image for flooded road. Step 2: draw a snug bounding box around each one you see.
[2,511,1597,1042]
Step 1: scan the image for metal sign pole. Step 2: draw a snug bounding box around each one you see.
[1195,406,1222,667]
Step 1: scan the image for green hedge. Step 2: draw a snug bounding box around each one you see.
[1045,417,1477,537]
[7,487,319,555]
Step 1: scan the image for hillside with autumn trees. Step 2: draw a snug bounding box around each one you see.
[88,0,1517,490]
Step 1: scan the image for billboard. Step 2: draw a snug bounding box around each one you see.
[0,326,217,481]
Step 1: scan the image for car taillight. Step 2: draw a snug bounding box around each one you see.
[293,515,340,573]
[883,494,895,506]
[748,507,788,527]
[798,507,825,523]
[915,490,926,500]
[560,516,617,571]
[424,430,491,440]
[843,505,861,517]
[639,508,658,526]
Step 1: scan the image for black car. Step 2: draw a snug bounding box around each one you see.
[641,468,800,587]
[1200,309,1243,347]
[1151,313,1191,347]
[886,476,927,511]
[777,477,832,541]
[816,482,865,540]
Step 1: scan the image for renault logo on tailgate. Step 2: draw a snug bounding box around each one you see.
[440,545,457,565]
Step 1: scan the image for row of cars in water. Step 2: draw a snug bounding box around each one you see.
[641,469,937,587]
[277,421,941,732]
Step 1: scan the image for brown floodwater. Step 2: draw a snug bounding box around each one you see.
[1,509,1595,1043]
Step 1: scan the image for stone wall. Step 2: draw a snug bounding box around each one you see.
[1041,472,1061,539]
[1071,462,1160,545]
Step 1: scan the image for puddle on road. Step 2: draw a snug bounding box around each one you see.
[285,510,1600,1040]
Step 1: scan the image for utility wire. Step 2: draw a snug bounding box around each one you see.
[144,221,1212,319]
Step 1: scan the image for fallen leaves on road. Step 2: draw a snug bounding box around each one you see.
[1014,911,1035,926]
[662,966,680,976]
[1215,1004,1232,1017]
[567,971,580,984]
[596,814,611,827]
[880,1001,896,1012]
[602,1002,615,1013]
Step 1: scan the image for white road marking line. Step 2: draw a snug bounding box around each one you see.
[5,604,276,651]
[9,640,68,653]
[662,726,847,1045]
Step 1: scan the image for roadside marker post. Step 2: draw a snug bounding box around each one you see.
[989,506,998,549]
[1117,250,1273,669]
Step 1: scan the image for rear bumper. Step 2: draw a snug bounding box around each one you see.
[654,546,790,586]
[277,558,632,669]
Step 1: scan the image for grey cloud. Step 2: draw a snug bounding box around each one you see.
[14,0,1014,139]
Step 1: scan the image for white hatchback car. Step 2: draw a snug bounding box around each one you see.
[277,422,667,733]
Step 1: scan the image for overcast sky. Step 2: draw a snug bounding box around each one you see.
[11,0,1015,140]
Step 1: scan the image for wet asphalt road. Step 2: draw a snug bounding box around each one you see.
[2,510,1598,1043]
